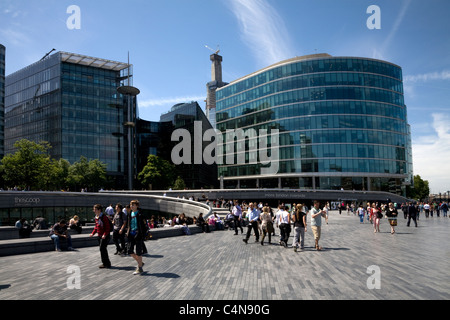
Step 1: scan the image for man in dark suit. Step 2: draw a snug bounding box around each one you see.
[407,202,418,227]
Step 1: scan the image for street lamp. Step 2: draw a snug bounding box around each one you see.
[117,54,140,190]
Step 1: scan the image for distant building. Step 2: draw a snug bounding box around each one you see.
[205,53,227,129]
[4,51,134,189]
[135,118,173,177]
[160,101,218,189]
[216,54,413,195]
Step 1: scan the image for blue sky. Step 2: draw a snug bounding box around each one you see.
[1,0,449,194]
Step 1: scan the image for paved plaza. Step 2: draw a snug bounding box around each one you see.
[0,211,449,301]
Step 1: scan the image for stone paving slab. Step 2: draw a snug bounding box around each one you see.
[0,211,449,302]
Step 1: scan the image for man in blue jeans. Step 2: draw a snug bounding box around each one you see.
[49,219,73,252]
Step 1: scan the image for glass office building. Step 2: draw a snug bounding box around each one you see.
[216,54,413,194]
[160,101,219,189]
[5,51,133,189]
[136,119,173,176]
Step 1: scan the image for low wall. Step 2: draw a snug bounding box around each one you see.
[0,225,214,256]
[0,191,213,225]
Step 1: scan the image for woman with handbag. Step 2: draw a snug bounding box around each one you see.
[385,203,398,234]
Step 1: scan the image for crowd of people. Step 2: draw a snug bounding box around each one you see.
[220,200,329,252]
[13,196,449,274]
[353,201,449,234]
[218,198,450,251]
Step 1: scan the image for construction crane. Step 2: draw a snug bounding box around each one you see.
[205,45,220,55]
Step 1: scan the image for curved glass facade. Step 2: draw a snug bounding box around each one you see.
[216,54,413,194]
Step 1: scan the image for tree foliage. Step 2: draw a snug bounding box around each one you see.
[66,156,107,191]
[173,176,186,190]
[1,139,107,191]
[406,175,430,201]
[137,155,176,190]
[1,139,52,190]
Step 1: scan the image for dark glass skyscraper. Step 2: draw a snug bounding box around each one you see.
[160,101,218,189]
[5,51,133,189]
[216,54,412,195]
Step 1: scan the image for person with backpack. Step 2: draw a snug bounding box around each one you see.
[90,204,112,268]
[113,203,127,255]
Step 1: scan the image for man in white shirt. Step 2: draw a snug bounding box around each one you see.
[242,202,260,244]
[105,204,114,219]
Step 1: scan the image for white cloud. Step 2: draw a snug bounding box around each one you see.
[139,95,205,108]
[227,0,295,67]
[0,28,32,47]
[412,113,450,194]
[380,0,411,54]
[404,70,450,83]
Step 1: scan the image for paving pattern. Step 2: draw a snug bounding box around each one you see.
[0,211,449,300]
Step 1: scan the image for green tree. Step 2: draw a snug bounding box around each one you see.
[47,158,71,190]
[1,139,52,190]
[87,158,107,190]
[67,156,107,191]
[66,156,89,190]
[406,175,430,201]
[173,176,186,190]
[138,155,176,190]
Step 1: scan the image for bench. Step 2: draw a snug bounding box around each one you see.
[0,225,217,256]
[0,226,95,240]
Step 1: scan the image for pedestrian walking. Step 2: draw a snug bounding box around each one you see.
[278,205,291,248]
[441,202,448,217]
[323,202,329,224]
[372,203,382,233]
[232,200,244,235]
[273,205,281,237]
[126,200,148,275]
[407,202,418,227]
[357,204,365,223]
[385,202,398,234]
[310,200,327,251]
[113,203,127,255]
[242,202,260,244]
[90,204,112,268]
[424,203,430,218]
[292,204,307,252]
[260,206,273,245]
[367,202,373,223]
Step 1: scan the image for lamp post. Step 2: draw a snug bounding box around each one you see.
[117,85,139,190]
[117,55,139,190]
